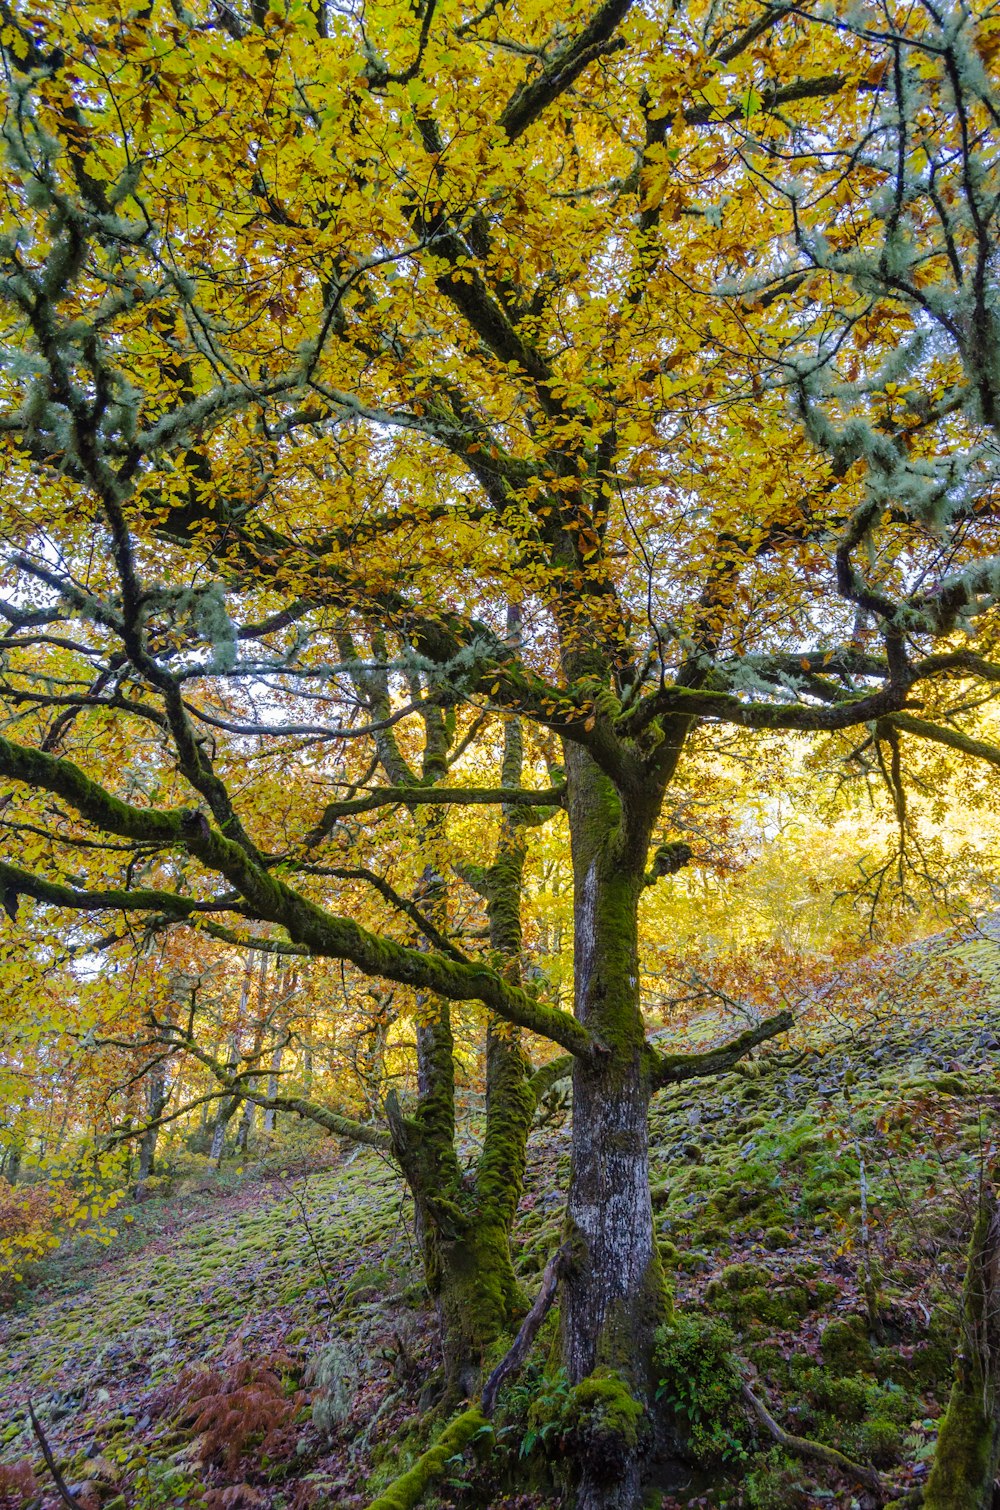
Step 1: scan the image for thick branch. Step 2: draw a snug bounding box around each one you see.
[889,712,1000,770]
[528,1053,574,1104]
[741,1384,910,1502]
[0,735,595,1058]
[649,1011,793,1091]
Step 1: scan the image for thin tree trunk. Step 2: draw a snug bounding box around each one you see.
[136,1063,169,1194]
[210,951,256,1167]
[262,1042,283,1134]
[235,1097,254,1152]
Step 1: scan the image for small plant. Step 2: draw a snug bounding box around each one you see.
[134,1457,208,1509]
[0,1460,39,1505]
[655,1312,748,1465]
[306,1339,359,1438]
[743,1446,809,1509]
[497,1365,573,1459]
[151,1354,305,1472]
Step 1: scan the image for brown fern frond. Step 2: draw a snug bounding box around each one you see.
[151,1356,305,1472]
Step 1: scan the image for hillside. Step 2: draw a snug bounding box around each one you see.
[2,960,998,1510]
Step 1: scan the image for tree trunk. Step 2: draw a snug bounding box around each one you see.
[923,1182,1000,1510]
[263,1043,283,1134]
[210,1093,241,1165]
[136,1064,168,1194]
[235,1098,254,1152]
[561,746,666,1510]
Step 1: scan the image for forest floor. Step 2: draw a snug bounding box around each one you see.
[2,934,999,1510]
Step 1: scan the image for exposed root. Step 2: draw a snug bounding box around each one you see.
[741,1382,918,1505]
[364,1406,487,1510]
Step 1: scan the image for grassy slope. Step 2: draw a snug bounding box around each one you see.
[2,939,999,1509]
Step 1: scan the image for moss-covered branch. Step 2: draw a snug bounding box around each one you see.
[246,1092,393,1152]
[308,779,567,839]
[364,1407,487,1510]
[888,713,1000,772]
[528,1053,574,1104]
[741,1383,911,1502]
[649,1011,793,1091]
[0,733,596,1059]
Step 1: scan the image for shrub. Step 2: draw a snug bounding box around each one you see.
[306,1340,359,1438]
[743,1447,810,1509]
[854,1415,903,1465]
[820,1315,873,1372]
[654,1312,748,1465]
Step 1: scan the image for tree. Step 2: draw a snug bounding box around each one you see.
[1,0,999,1503]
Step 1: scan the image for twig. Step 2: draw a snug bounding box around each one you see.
[27,1399,84,1510]
[282,1174,340,1331]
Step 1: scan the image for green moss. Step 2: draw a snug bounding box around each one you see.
[907,1334,955,1387]
[564,1368,644,1450]
[763,1227,794,1250]
[805,1371,869,1421]
[820,1315,873,1373]
[923,1383,998,1509]
[365,1407,487,1510]
[717,1263,772,1293]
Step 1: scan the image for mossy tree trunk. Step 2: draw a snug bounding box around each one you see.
[923,1182,1000,1510]
[374,673,539,1400]
[561,743,668,1510]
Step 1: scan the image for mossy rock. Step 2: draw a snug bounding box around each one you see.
[906,1334,955,1387]
[763,1227,794,1251]
[820,1315,874,1373]
[804,1370,869,1422]
[720,1284,809,1330]
[931,1074,967,1096]
[709,1186,770,1220]
[707,1263,771,1296]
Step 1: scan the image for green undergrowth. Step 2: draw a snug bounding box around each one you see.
[490,1000,999,1507]
[1,987,998,1509]
[0,1143,427,1507]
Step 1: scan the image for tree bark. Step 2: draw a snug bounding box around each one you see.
[561,745,666,1510]
[235,1097,254,1152]
[209,1091,241,1165]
